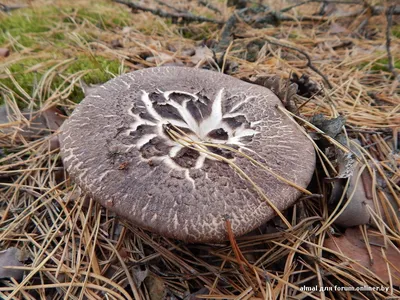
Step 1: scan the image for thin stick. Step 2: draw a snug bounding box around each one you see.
[112,0,224,24]
[264,39,333,89]
[385,5,400,82]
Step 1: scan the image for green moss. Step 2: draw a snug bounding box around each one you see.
[66,56,125,103]
[369,58,400,72]
[0,2,132,49]
[69,7,131,30]
[0,8,59,48]
[392,25,400,39]
[179,25,213,40]
[0,2,131,107]
[66,55,122,84]
[3,55,124,106]
[4,58,43,96]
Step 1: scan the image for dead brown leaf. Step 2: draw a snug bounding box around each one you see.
[188,46,213,66]
[324,228,400,285]
[40,106,65,132]
[333,161,374,227]
[0,247,25,280]
[145,274,166,300]
[329,139,375,228]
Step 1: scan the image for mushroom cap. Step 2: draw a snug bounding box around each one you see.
[59,67,315,242]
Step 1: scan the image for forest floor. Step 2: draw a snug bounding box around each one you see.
[0,0,399,299]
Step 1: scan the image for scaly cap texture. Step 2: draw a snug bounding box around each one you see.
[60,67,315,242]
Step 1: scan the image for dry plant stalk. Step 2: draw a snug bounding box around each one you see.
[0,0,399,299]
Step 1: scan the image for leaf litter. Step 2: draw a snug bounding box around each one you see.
[0,0,399,299]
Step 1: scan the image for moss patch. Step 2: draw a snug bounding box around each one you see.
[0,1,131,107]
[392,25,400,39]
[369,58,400,72]
[2,55,123,106]
[66,55,122,85]
[0,8,59,48]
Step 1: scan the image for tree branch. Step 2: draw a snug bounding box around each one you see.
[265,39,333,89]
[113,0,224,24]
[385,5,400,82]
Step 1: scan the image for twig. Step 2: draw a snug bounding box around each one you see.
[385,5,400,82]
[154,0,186,14]
[276,5,400,23]
[225,218,256,291]
[371,5,400,16]
[112,0,224,24]
[265,39,333,89]
[255,0,362,25]
[295,87,324,114]
[197,0,221,14]
[363,135,392,149]
[280,1,312,13]
[217,8,247,52]
[0,3,28,12]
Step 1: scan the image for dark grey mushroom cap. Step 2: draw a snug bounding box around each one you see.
[59,67,315,242]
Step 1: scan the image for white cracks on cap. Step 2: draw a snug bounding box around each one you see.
[194,153,206,169]
[198,88,224,136]
[163,90,198,99]
[228,127,259,145]
[127,104,156,132]
[185,169,196,189]
[139,90,162,122]
[136,134,158,148]
[126,88,261,174]
[172,212,179,231]
[168,101,199,134]
[228,94,257,114]
[150,213,158,222]
[169,144,184,158]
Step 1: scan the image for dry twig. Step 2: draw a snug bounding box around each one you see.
[385,5,400,82]
[265,39,333,89]
[113,0,224,24]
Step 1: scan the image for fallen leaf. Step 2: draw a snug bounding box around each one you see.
[333,162,373,227]
[0,248,25,280]
[189,46,213,66]
[0,105,65,140]
[245,75,298,110]
[145,274,166,300]
[324,228,400,285]
[291,73,321,98]
[40,106,65,132]
[146,52,176,65]
[133,268,149,287]
[311,114,346,138]
[329,139,374,227]
[161,61,185,67]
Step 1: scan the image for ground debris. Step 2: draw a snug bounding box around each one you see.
[324,227,400,286]
[0,0,399,298]
[0,248,26,280]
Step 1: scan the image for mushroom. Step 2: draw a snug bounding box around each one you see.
[59,67,315,242]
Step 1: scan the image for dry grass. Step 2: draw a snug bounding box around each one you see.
[0,0,399,299]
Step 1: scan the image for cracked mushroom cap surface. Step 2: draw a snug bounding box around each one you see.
[59,67,315,242]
